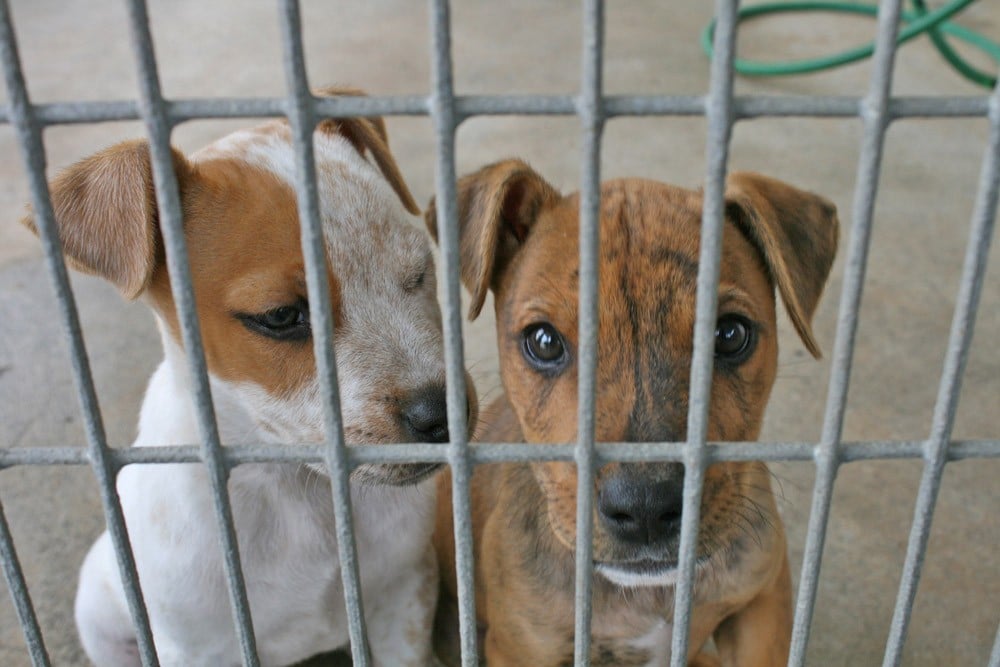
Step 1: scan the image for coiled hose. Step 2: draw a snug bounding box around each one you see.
[702,0,999,88]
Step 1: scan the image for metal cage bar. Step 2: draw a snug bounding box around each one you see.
[0,1,162,664]
[427,0,479,665]
[571,0,605,664]
[122,0,261,664]
[788,1,905,663]
[0,497,49,667]
[1,94,992,128]
[881,79,1000,667]
[669,0,738,663]
[990,621,1000,667]
[0,0,998,665]
[2,438,999,469]
[275,2,373,665]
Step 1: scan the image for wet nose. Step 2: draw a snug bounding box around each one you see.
[401,384,450,443]
[597,465,685,546]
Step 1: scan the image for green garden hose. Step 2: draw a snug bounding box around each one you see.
[702,0,999,88]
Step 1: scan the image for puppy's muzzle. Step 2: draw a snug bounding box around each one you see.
[597,462,685,551]
[356,383,473,486]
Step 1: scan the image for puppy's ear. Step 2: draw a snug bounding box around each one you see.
[424,159,561,320]
[21,139,191,300]
[725,172,839,358]
[314,87,420,216]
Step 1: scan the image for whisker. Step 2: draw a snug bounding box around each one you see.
[734,495,776,532]
[725,506,765,550]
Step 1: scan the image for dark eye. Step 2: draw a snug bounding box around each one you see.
[237,302,311,342]
[522,323,569,372]
[714,314,754,363]
[260,306,304,329]
[403,267,427,292]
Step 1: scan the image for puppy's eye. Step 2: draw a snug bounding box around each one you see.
[714,314,754,363]
[237,302,311,342]
[260,306,304,329]
[522,323,569,372]
[403,267,427,292]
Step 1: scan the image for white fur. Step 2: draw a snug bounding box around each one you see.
[592,573,678,666]
[595,563,679,589]
[75,124,445,667]
[632,619,672,667]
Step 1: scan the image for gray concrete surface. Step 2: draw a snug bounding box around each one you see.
[1,1,998,665]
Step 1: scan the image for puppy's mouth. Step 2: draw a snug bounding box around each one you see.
[594,558,677,588]
[351,462,443,486]
[594,555,709,589]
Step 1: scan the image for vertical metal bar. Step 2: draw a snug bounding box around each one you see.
[881,81,1000,667]
[990,619,1000,667]
[275,2,370,664]
[788,2,904,664]
[0,497,50,667]
[669,0,737,664]
[572,1,604,665]
[0,2,160,664]
[121,1,260,664]
[428,1,477,666]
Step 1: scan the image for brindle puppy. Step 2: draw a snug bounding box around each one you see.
[428,161,838,667]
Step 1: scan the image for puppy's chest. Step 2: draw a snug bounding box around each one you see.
[585,619,672,667]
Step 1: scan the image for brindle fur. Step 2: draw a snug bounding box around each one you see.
[429,161,837,666]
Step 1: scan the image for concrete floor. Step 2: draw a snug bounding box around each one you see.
[1,1,998,665]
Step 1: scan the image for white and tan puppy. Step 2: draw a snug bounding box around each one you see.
[25,89,474,667]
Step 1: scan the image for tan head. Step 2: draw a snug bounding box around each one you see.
[25,89,475,485]
[426,160,837,582]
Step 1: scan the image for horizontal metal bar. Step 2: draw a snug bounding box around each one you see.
[169,97,286,121]
[0,95,991,127]
[733,95,990,119]
[33,100,141,124]
[456,93,576,117]
[6,439,997,470]
[885,95,990,118]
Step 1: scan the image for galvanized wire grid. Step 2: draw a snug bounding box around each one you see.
[0,0,997,666]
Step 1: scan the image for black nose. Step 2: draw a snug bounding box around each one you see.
[401,384,450,443]
[597,464,685,546]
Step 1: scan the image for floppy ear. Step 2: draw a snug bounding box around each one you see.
[21,139,191,300]
[424,159,561,320]
[313,86,420,216]
[725,172,839,358]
